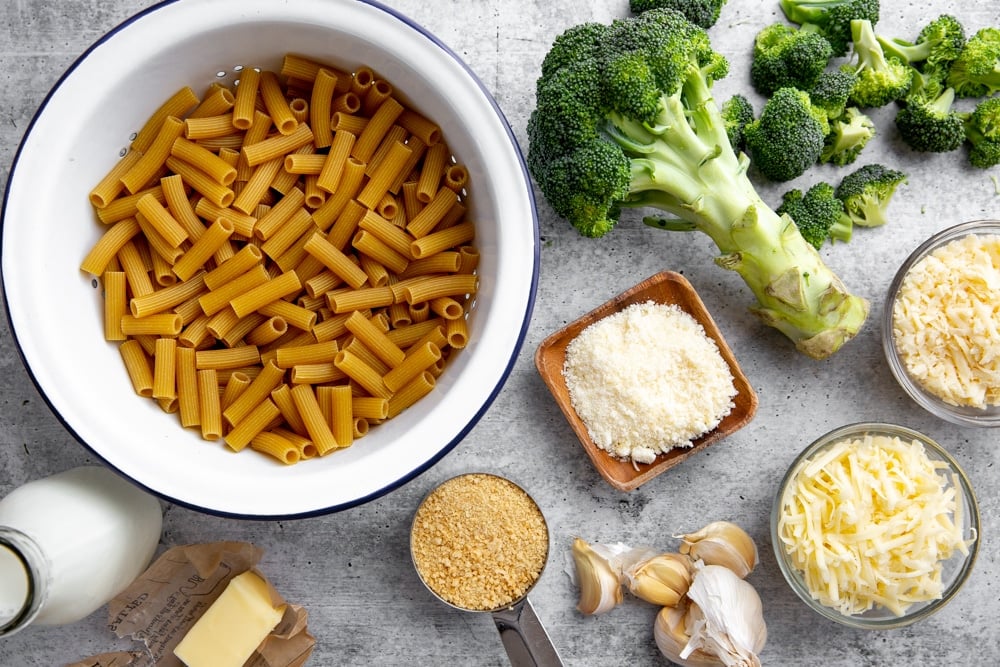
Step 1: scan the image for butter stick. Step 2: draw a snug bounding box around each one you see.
[173,570,286,667]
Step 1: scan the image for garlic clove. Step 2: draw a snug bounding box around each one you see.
[654,602,726,667]
[675,521,759,578]
[625,552,693,607]
[682,564,767,667]
[571,537,624,615]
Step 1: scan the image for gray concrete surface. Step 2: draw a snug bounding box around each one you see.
[2,0,999,665]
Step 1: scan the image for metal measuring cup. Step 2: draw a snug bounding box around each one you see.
[409,473,563,667]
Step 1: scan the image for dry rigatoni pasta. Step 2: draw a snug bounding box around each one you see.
[83,55,479,464]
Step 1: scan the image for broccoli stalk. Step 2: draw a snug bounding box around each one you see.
[527,9,870,359]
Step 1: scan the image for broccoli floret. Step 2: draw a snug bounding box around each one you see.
[779,0,880,57]
[962,97,1000,169]
[834,163,906,227]
[777,182,853,249]
[629,0,728,29]
[810,69,857,121]
[844,19,913,108]
[947,27,1000,98]
[821,106,876,165]
[744,87,828,182]
[721,93,755,154]
[526,9,869,358]
[750,23,834,96]
[895,87,965,153]
[877,14,966,82]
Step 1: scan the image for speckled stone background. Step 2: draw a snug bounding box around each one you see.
[2,1,1000,665]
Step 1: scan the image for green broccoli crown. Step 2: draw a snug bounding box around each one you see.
[810,69,858,120]
[877,14,966,76]
[779,0,880,56]
[526,9,729,236]
[821,106,876,165]
[629,0,728,29]
[947,27,1000,98]
[845,19,913,108]
[721,93,755,153]
[744,87,827,181]
[777,182,853,249]
[963,96,1000,169]
[834,163,906,227]
[895,87,965,153]
[750,23,833,96]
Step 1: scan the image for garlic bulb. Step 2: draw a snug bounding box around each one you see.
[625,552,693,607]
[571,538,625,615]
[676,521,759,578]
[654,602,726,667]
[682,564,767,667]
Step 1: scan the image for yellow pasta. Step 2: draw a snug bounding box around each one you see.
[250,431,300,464]
[222,360,285,427]
[172,217,235,281]
[195,345,260,371]
[131,86,199,154]
[130,271,207,318]
[119,339,154,397]
[86,56,481,463]
[345,310,405,367]
[152,337,178,400]
[242,122,314,167]
[80,218,141,276]
[103,271,127,342]
[229,270,302,318]
[225,398,280,452]
[290,384,339,455]
[121,313,183,337]
[175,347,201,427]
[233,68,261,130]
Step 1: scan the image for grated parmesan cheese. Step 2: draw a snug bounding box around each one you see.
[892,233,1000,408]
[562,301,736,465]
[777,434,973,617]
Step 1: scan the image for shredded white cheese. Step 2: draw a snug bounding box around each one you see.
[777,434,973,617]
[562,301,736,465]
[892,233,1000,408]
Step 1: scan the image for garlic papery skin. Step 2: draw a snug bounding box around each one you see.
[571,538,624,615]
[681,564,767,667]
[654,602,726,667]
[625,552,693,607]
[676,521,759,578]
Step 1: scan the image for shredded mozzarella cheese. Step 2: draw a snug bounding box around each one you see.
[777,434,972,617]
[562,301,736,464]
[892,233,1000,408]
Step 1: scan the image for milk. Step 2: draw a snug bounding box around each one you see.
[0,466,162,634]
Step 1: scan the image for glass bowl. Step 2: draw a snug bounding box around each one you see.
[882,219,1000,427]
[771,422,980,629]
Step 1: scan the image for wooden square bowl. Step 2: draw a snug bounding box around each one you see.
[534,271,758,491]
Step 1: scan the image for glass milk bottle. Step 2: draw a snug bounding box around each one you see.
[0,466,162,637]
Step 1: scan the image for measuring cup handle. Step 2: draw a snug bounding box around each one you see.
[491,597,563,667]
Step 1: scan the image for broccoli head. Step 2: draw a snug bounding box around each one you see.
[877,15,966,82]
[629,0,728,29]
[810,68,858,121]
[834,163,907,227]
[844,19,913,108]
[962,96,1000,169]
[779,0,880,57]
[750,23,834,96]
[744,87,828,181]
[821,106,876,165]
[526,9,870,358]
[947,27,1000,98]
[895,87,965,153]
[720,93,755,154]
[777,182,853,249]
